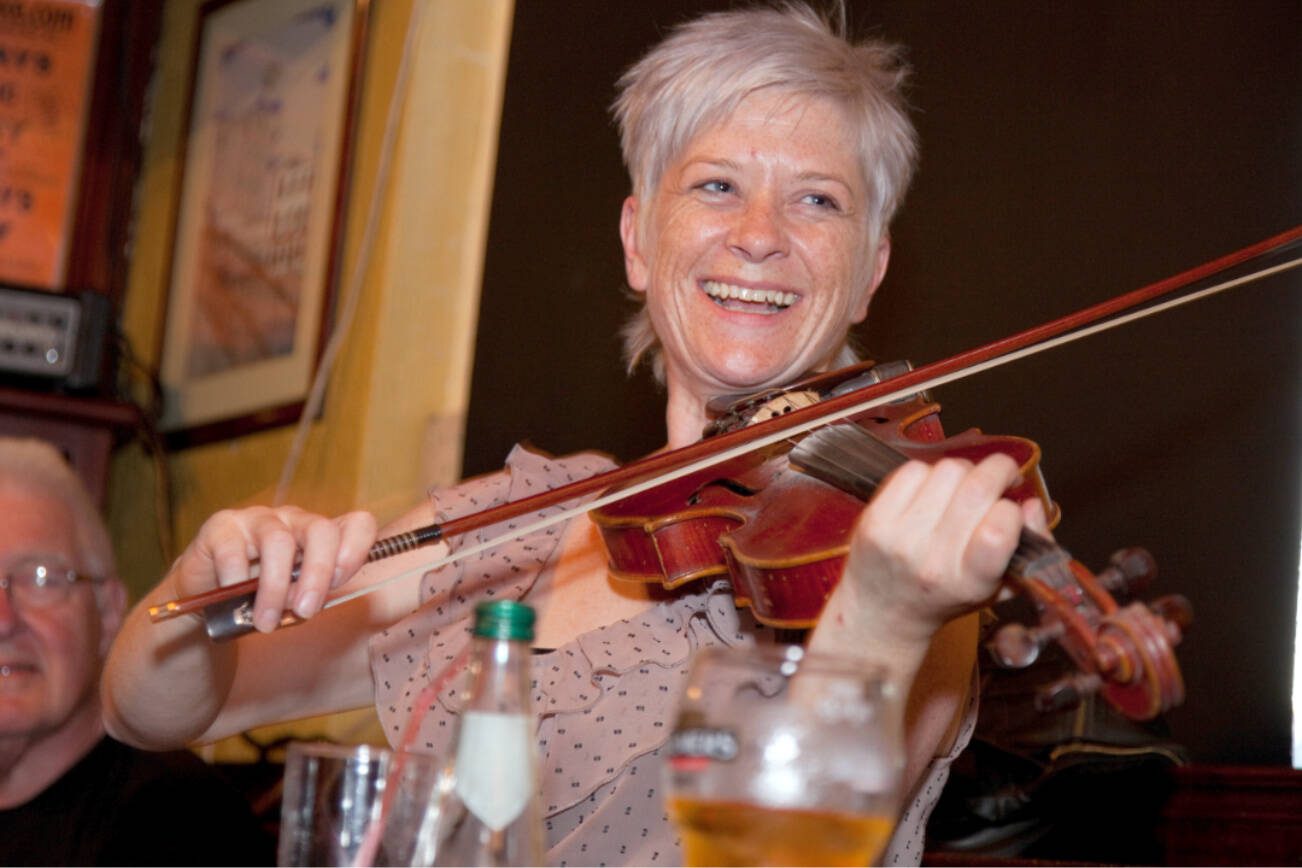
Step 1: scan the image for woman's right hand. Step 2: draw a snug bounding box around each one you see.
[171,506,379,633]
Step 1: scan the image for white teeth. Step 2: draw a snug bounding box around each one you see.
[702,280,797,308]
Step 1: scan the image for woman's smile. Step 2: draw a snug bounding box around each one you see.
[701,279,800,312]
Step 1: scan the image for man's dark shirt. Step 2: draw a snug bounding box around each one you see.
[0,736,274,866]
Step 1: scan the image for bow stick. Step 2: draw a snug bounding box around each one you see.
[149,224,1302,641]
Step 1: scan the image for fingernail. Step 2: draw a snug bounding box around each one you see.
[294,590,320,618]
[256,609,280,633]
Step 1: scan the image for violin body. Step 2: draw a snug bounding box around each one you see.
[592,362,1188,721]
[591,366,1058,629]
[594,438,855,626]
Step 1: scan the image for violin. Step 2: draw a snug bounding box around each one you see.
[592,360,1189,721]
[591,359,1058,626]
[146,225,1302,721]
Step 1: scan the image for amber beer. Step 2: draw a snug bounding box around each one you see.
[667,647,902,866]
[669,796,894,867]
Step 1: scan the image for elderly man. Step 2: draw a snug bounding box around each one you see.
[0,437,271,865]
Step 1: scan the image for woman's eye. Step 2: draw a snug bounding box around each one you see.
[698,179,733,194]
[802,192,840,210]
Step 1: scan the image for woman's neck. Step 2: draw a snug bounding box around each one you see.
[663,381,713,449]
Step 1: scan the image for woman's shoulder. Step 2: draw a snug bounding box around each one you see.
[411,444,619,526]
[491,443,620,494]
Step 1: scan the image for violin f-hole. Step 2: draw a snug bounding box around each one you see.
[687,478,760,506]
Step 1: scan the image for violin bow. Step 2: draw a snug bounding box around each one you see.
[149,225,1302,640]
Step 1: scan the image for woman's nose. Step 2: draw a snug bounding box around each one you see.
[727,195,788,262]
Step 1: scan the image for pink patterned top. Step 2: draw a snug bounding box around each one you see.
[369,445,975,866]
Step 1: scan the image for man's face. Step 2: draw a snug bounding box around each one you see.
[0,489,111,741]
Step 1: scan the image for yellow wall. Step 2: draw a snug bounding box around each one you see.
[107,0,514,755]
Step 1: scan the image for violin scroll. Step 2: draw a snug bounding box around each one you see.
[990,543,1192,721]
[987,546,1159,668]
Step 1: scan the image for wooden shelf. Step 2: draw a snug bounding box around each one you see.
[0,385,140,505]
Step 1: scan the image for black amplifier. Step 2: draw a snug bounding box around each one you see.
[0,284,112,391]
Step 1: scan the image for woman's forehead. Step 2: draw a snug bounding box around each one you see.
[673,92,859,169]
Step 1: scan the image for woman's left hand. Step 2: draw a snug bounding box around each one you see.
[836,453,1050,646]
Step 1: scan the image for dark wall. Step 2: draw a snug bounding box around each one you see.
[465,1,1302,765]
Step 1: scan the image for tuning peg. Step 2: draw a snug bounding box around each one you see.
[987,620,1065,668]
[1148,593,1194,643]
[1096,546,1157,600]
[1035,671,1103,713]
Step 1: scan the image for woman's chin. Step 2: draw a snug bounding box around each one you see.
[665,340,834,401]
[698,358,808,396]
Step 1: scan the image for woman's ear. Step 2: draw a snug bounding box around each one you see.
[620,195,650,292]
[851,234,892,324]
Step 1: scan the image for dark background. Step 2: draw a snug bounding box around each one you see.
[464,1,1302,766]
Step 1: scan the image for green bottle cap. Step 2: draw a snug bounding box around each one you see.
[472,600,536,641]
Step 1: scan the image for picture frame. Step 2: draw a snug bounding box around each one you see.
[0,0,102,290]
[158,0,368,447]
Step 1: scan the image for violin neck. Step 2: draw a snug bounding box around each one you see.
[791,422,1081,589]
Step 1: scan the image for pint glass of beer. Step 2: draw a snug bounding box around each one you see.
[666,645,902,866]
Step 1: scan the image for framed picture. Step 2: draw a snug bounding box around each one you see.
[158,0,368,446]
[0,0,102,289]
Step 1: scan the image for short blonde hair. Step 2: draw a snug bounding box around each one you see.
[0,438,115,581]
[613,2,917,379]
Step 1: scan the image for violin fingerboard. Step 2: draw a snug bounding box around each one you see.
[789,425,906,500]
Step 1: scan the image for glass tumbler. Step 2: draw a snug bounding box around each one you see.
[277,741,442,867]
[666,644,903,866]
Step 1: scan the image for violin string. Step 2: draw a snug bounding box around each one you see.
[1007,528,1063,580]
[319,253,1302,613]
[787,424,908,498]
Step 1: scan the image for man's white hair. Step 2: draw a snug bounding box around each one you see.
[0,437,116,582]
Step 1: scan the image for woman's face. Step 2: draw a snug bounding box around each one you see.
[621,91,889,402]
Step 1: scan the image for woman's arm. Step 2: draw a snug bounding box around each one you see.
[102,502,440,748]
[809,453,1048,796]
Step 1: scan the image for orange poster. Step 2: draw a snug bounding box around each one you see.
[0,0,99,289]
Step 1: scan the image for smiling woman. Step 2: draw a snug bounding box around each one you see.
[100,2,1300,866]
[102,6,1055,866]
[465,0,1302,776]
[620,93,889,438]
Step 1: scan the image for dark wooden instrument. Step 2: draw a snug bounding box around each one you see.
[592,361,1188,720]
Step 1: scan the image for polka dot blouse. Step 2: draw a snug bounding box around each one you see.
[370,445,975,866]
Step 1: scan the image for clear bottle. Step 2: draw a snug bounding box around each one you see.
[434,600,544,866]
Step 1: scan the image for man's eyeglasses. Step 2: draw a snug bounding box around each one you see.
[0,557,102,610]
